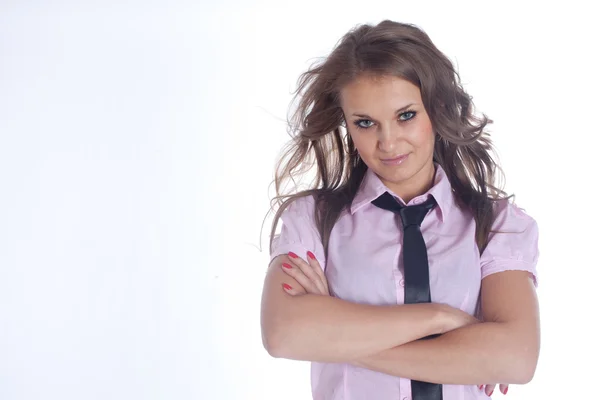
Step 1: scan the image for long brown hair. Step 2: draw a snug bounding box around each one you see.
[267,20,513,262]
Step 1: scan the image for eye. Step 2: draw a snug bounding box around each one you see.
[353,119,374,130]
[399,111,417,121]
[353,111,417,130]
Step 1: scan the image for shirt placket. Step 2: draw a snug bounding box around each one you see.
[393,234,411,400]
[392,265,404,305]
[393,221,406,305]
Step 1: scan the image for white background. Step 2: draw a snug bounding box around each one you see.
[1,1,598,399]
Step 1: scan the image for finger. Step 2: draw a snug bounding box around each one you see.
[305,251,328,293]
[288,252,328,295]
[484,384,496,396]
[281,261,320,294]
[300,254,328,295]
[307,251,329,294]
[282,282,305,296]
[281,262,319,294]
[499,384,509,395]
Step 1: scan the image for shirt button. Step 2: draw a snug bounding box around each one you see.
[399,278,404,286]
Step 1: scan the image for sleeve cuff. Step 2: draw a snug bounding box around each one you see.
[270,242,326,272]
[481,259,538,288]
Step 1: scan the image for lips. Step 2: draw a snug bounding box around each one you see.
[380,153,409,166]
[381,154,408,162]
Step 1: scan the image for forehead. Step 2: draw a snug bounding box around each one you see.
[340,75,422,109]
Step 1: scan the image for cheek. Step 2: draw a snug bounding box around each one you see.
[413,122,435,148]
[349,132,371,151]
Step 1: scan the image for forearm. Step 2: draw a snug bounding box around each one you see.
[354,321,538,384]
[263,294,444,363]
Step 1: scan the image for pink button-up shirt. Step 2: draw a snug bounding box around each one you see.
[270,162,539,400]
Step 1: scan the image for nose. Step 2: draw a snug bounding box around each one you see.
[376,124,401,153]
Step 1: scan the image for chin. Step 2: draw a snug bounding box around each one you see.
[374,164,413,182]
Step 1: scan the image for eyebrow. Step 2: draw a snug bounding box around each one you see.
[351,103,417,119]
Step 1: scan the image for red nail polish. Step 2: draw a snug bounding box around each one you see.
[288,252,298,258]
[283,283,292,290]
[489,389,494,396]
[282,263,292,269]
[502,387,508,395]
[478,385,483,390]
[307,251,316,260]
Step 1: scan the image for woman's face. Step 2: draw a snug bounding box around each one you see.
[340,74,436,202]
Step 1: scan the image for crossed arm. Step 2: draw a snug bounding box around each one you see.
[260,254,540,385]
[354,269,540,385]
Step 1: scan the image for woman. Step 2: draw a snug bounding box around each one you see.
[260,20,540,400]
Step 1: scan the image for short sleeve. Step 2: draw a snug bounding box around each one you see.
[480,198,540,287]
[270,194,327,271]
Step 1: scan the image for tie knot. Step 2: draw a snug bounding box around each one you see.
[371,192,437,229]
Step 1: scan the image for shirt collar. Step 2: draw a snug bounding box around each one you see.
[350,162,453,222]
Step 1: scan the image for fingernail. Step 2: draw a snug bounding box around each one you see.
[307,251,316,260]
[283,283,292,290]
[288,252,298,258]
[502,387,508,395]
[282,263,292,269]
[478,385,482,390]
[488,389,494,396]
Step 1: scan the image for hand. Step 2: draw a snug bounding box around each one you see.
[438,303,480,333]
[478,383,509,396]
[280,251,330,296]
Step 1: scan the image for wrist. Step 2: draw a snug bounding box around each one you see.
[350,357,368,368]
[432,303,452,334]
[399,303,449,336]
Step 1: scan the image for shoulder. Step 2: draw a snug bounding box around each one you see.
[480,197,540,286]
[284,192,318,217]
[481,196,539,266]
[270,192,326,266]
[490,197,538,233]
[277,193,321,229]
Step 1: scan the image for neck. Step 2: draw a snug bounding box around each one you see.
[390,162,436,204]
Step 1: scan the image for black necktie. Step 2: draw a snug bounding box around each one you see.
[371,191,443,400]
